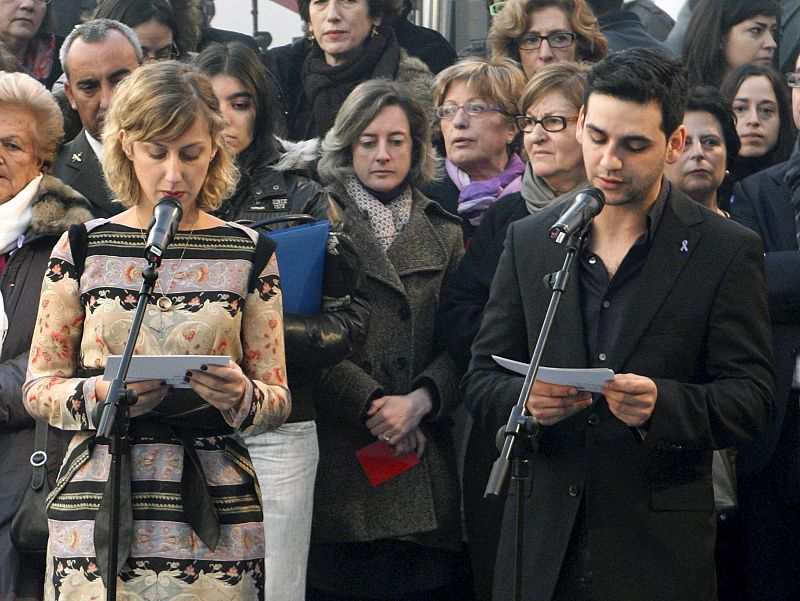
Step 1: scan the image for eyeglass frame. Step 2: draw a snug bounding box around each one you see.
[787,71,800,88]
[435,99,505,120]
[515,32,577,51]
[514,114,578,133]
[142,41,180,63]
[33,0,52,4]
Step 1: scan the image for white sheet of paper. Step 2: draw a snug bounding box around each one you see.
[491,355,614,393]
[103,355,230,388]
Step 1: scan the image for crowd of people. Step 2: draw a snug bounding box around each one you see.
[0,0,798,600]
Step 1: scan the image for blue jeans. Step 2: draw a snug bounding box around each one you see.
[246,420,319,601]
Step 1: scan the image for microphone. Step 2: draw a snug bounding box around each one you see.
[549,187,605,244]
[144,196,183,265]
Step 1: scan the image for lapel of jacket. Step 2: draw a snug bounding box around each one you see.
[64,131,109,210]
[341,191,406,295]
[608,189,703,372]
[386,191,449,279]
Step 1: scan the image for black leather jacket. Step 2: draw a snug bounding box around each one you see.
[215,140,369,422]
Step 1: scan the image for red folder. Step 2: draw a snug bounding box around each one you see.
[356,440,420,486]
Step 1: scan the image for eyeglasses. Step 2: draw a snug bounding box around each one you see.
[516,32,576,50]
[142,41,179,63]
[514,115,577,133]
[435,99,503,120]
[788,71,800,88]
[33,0,52,4]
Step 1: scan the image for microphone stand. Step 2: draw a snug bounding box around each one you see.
[484,225,590,601]
[93,262,159,600]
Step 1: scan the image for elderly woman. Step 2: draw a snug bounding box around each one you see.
[682,0,780,88]
[423,57,526,244]
[487,0,607,78]
[307,79,464,601]
[719,63,796,203]
[438,61,590,600]
[0,0,63,87]
[196,40,369,601]
[666,86,741,215]
[263,0,433,141]
[23,61,290,600]
[0,72,90,601]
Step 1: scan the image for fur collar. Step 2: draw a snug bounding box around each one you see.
[29,174,92,237]
[272,136,322,173]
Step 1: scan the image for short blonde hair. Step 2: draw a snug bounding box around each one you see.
[488,0,608,68]
[432,57,526,118]
[319,79,437,188]
[102,61,237,210]
[518,61,589,115]
[431,57,526,154]
[0,71,64,172]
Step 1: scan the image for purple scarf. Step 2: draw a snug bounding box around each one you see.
[446,154,525,226]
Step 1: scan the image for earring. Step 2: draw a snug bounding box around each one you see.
[307,31,316,43]
[371,24,379,37]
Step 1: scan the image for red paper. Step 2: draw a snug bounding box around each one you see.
[356,440,420,486]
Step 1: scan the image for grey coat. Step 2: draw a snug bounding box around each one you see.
[313,183,464,548]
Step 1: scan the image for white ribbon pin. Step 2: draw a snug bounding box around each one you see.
[680,240,689,253]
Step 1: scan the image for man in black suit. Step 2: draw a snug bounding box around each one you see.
[729,51,800,601]
[461,48,774,601]
[52,19,142,218]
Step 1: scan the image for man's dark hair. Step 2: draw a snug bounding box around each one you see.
[583,48,687,138]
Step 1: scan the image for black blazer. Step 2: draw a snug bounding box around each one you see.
[731,161,800,479]
[51,130,120,218]
[461,186,774,601]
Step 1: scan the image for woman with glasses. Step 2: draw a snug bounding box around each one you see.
[307,78,464,601]
[263,0,433,141]
[423,57,526,244]
[438,61,589,601]
[718,63,795,206]
[0,0,63,88]
[93,0,202,62]
[487,0,607,78]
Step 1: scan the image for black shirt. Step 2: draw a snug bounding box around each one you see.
[552,180,669,600]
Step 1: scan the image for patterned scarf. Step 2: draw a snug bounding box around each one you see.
[20,33,56,84]
[347,176,412,252]
[446,154,525,226]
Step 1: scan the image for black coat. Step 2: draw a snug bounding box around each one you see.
[51,130,120,218]
[730,160,800,481]
[462,188,774,601]
[262,33,432,141]
[0,175,91,599]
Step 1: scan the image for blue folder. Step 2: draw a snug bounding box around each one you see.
[266,220,330,316]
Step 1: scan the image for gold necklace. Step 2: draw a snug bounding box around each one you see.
[135,212,197,312]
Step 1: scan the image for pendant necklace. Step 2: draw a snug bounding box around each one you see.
[136,212,197,313]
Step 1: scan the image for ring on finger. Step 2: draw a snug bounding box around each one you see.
[381,432,392,443]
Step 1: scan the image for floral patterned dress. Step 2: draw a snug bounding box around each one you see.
[23,220,290,601]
